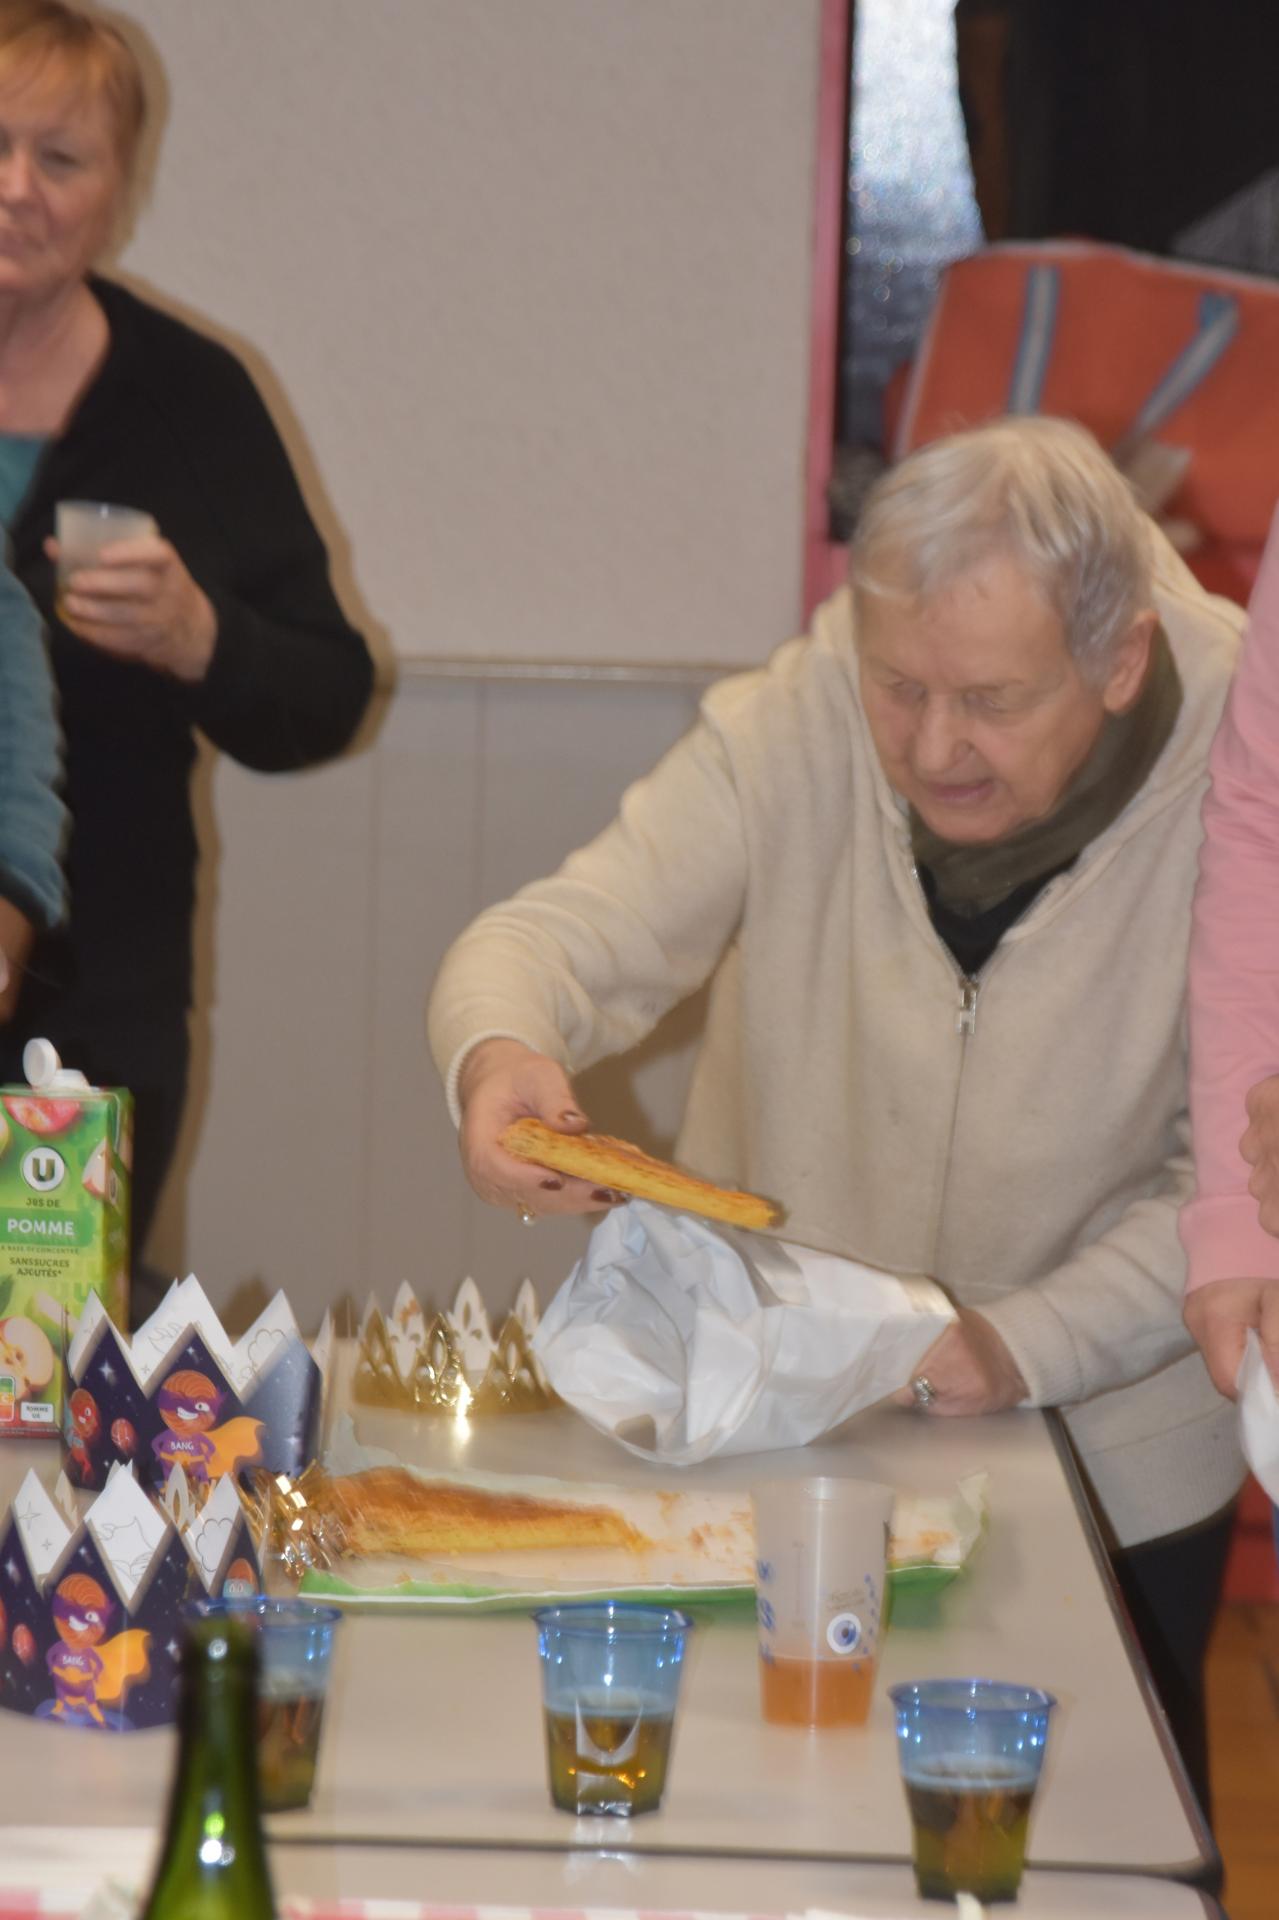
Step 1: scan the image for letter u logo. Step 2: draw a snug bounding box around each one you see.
[21,1147,65,1192]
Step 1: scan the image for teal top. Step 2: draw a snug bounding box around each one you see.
[0,430,66,928]
[0,433,45,530]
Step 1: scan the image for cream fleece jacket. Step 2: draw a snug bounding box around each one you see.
[429,541,1247,1547]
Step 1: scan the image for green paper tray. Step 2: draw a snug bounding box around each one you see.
[297,1557,964,1614]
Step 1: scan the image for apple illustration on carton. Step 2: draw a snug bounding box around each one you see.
[0,1042,131,1440]
[0,1317,55,1401]
[82,1141,117,1207]
[1,1096,84,1139]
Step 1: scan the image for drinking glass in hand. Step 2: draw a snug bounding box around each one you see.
[534,1602,691,1816]
[890,1678,1056,1903]
[54,499,157,622]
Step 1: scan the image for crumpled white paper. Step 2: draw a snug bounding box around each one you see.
[1238,1329,1279,1504]
[532,1199,956,1465]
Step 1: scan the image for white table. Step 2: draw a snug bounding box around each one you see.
[268,1845,1238,1917]
[0,1827,1227,1918]
[0,1399,1216,1895]
[274,1847,1230,1918]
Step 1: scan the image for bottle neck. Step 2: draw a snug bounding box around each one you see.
[141,1619,275,1920]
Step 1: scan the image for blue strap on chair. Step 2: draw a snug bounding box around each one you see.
[1005,266,1240,461]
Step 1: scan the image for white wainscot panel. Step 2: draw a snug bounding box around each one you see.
[372,673,710,1324]
[166,735,378,1331]
[171,674,714,1332]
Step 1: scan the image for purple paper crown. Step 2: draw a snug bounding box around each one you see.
[0,1469,261,1730]
[64,1283,328,1498]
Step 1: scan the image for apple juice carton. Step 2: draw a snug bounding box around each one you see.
[0,1046,131,1439]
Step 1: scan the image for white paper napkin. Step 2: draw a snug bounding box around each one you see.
[533,1200,955,1465]
[1238,1328,1279,1504]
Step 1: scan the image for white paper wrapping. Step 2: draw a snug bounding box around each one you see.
[1238,1329,1279,1505]
[532,1200,956,1465]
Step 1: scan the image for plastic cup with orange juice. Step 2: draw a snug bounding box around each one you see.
[751,1475,894,1728]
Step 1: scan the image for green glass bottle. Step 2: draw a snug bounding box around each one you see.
[138,1613,276,1920]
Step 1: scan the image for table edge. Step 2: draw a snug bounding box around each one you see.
[1042,1410,1221,1894]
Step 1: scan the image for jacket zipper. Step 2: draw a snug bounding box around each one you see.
[907,856,984,1037]
[908,854,984,1270]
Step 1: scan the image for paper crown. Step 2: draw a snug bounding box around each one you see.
[0,1463,261,1730]
[353,1277,555,1414]
[64,1275,330,1499]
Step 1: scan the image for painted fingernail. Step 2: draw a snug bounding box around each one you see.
[539,1177,564,1191]
[592,1188,618,1204]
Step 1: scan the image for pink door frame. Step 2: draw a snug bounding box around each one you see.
[802,0,853,622]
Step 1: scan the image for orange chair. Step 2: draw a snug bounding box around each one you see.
[893,240,1279,604]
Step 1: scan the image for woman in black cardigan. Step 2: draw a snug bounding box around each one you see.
[0,4,374,1304]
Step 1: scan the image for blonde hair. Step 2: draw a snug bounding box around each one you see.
[850,417,1153,682]
[0,1,146,182]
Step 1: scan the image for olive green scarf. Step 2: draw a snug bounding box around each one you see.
[909,630,1182,915]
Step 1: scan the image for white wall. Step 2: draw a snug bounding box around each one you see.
[118,0,821,669]
[106,1,824,1328]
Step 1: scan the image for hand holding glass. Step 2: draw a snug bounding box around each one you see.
[55,499,157,618]
[891,1678,1056,1902]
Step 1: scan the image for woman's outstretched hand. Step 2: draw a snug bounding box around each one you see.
[457,1037,618,1220]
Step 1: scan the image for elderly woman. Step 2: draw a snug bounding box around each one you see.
[0,2,373,1284]
[430,415,1245,1812]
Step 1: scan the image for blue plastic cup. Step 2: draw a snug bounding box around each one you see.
[890,1678,1056,1903]
[534,1601,692,1815]
[188,1596,341,1811]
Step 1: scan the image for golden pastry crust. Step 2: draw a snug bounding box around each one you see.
[499,1116,783,1229]
[313,1466,648,1558]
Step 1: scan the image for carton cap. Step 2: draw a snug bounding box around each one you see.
[22,1037,90,1091]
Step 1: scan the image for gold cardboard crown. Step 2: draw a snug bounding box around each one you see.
[351,1277,557,1415]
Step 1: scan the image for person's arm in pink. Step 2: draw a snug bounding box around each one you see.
[1183,511,1279,1393]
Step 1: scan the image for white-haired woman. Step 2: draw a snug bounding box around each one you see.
[430,414,1247,1814]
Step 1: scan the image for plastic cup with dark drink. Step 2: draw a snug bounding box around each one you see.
[890,1678,1057,1903]
[188,1597,341,1813]
[534,1601,691,1816]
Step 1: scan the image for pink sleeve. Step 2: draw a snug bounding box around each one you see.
[1182,508,1279,1290]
